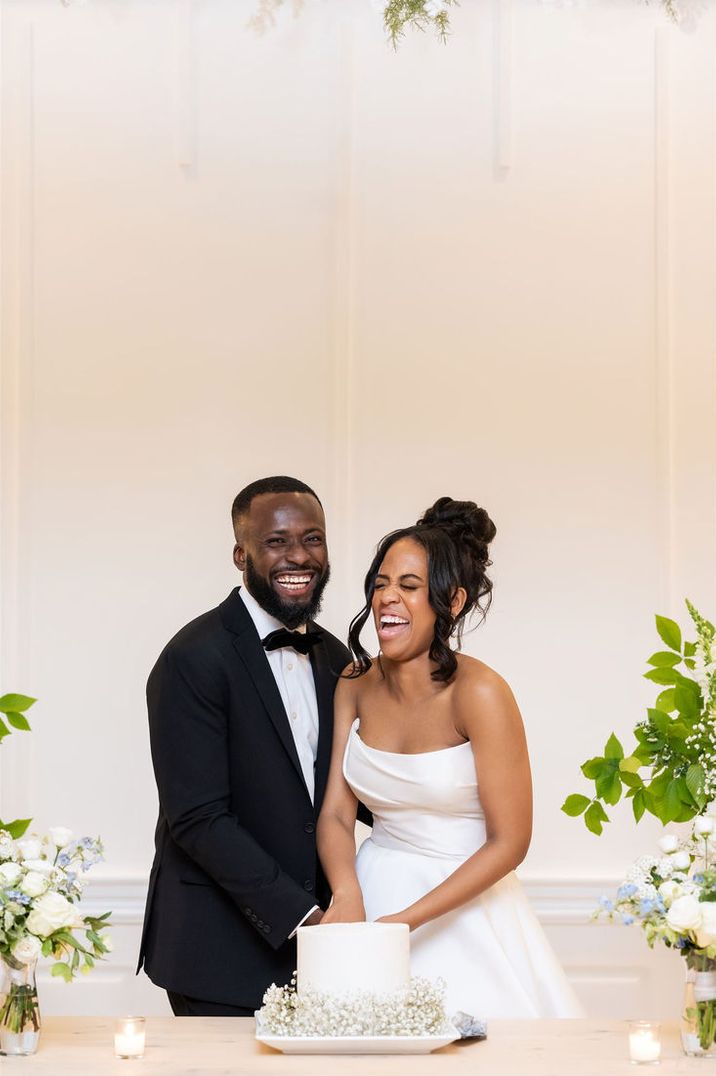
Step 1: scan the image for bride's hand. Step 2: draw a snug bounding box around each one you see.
[376,910,417,930]
[321,891,366,924]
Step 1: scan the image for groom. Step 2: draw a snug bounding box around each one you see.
[138,476,352,1015]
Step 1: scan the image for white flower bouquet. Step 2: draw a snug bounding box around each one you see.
[597,814,716,1053]
[0,826,111,1042]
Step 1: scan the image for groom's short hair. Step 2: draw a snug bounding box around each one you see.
[231,476,323,530]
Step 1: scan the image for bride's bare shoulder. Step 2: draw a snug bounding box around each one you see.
[453,655,520,725]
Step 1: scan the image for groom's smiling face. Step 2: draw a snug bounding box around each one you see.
[233,492,330,629]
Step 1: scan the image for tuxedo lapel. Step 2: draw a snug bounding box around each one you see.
[310,626,338,813]
[219,589,310,799]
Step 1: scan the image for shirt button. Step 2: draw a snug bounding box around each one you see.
[287,663,293,671]
[291,712,298,721]
[304,823,315,834]
[303,880,314,892]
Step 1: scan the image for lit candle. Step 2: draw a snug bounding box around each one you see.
[114,1016,146,1060]
[628,1021,661,1065]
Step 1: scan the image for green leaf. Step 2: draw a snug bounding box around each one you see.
[648,708,670,735]
[6,712,30,732]
[562,794,591,817]
[620,770,644,790]
[51,962,73,982]
[581,756,605,780]
[620,755,642,773]
[634,741,655,763]
[647,651,681,667]
[686,764,706,808]
[685,641,697,657]
[585,801,609,835]
[645,667,681,686]
[41,939,52,958]
[0,718,9,741]
[655,688,677,712]
[604,733,624,760]
[674,684,699,718]
[632,788,646,822]
[656,615,682,652]
[663,778,691,822]
[0,693,36,714]
[0,818,31,838]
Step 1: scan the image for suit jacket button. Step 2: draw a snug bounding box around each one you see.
[257,919,264,928]
[243,907,252,915]
[303,880,314,892]
[263,924,271,934]
[251,913,258,921]
[304,823,315,834]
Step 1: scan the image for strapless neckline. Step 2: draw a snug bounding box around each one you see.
[351,719,471,758]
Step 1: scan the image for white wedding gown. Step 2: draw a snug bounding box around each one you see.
[343,719,584,1019]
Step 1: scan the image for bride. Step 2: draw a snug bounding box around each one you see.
[316,497,583,1019]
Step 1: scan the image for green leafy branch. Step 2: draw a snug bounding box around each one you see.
[562,602,716,834]
[0,693,36,840]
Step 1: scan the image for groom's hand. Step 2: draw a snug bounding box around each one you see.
[304,908,324,927]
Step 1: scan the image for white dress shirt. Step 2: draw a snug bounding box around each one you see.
[238,584,320,804]
[238,585,321,934]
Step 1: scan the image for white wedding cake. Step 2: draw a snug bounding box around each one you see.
[297,922,410,998]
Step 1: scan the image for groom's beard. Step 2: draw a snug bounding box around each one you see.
[244,555,331,630]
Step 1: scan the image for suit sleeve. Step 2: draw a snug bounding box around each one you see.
[147,642,315,949]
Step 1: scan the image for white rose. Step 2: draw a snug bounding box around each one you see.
[658,834,679,854]
[25,892,77,938]
[0,835,15,860]
[667,894,703,934]
[696,817,715,836]
[659,880,681,906]
[15,838,41,861]
[48,827,74,849]
[672,851,692,871]
[0,862,22,886]
[697,903,716,948]
[20,871,48,898]
[11,934,42,965]
[21,858,53,876]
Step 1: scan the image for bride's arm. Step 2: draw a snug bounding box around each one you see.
[378,666,532,931]
[316,674,366,924]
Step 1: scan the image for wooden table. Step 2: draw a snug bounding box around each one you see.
[2,1017,700,1074]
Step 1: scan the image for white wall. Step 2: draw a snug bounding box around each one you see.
[1,0,715,1018]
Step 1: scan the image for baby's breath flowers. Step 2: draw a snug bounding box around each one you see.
[257,975,448,1037]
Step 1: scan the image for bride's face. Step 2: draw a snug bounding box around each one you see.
[372,538,436,661]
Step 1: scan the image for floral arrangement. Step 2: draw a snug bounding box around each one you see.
[257,975,448,1037]
[0,826,111,1041]
[563,601,715,834]
[597,813,716,1053]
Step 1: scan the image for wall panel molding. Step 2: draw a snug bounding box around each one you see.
[0,11,36,820]
[655,26,675,611]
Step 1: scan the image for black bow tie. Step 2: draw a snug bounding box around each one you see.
[262,628,321,656]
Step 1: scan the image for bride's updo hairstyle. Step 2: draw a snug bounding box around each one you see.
[347,496,497,683]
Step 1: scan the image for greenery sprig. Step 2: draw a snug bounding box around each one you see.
[563,600,716,834]
[0,694,36,840]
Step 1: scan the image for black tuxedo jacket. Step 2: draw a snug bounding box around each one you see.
[137,587,351,1007]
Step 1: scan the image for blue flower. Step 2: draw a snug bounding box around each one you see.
[6,889,30,906]
[617,884,639,899]
[599,897,614,911]
[622,914,635,925]
[676,938,688,949]
[639,899,655,917]
[694,873,705,885]
[57,853,71,868]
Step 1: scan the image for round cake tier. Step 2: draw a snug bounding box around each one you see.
[296,922,410,998]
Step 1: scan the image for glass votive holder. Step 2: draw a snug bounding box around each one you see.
[628,1021,661,1065]
[114,1016,146,1060]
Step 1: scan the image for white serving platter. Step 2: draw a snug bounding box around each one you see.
[255,1025,459,1055]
